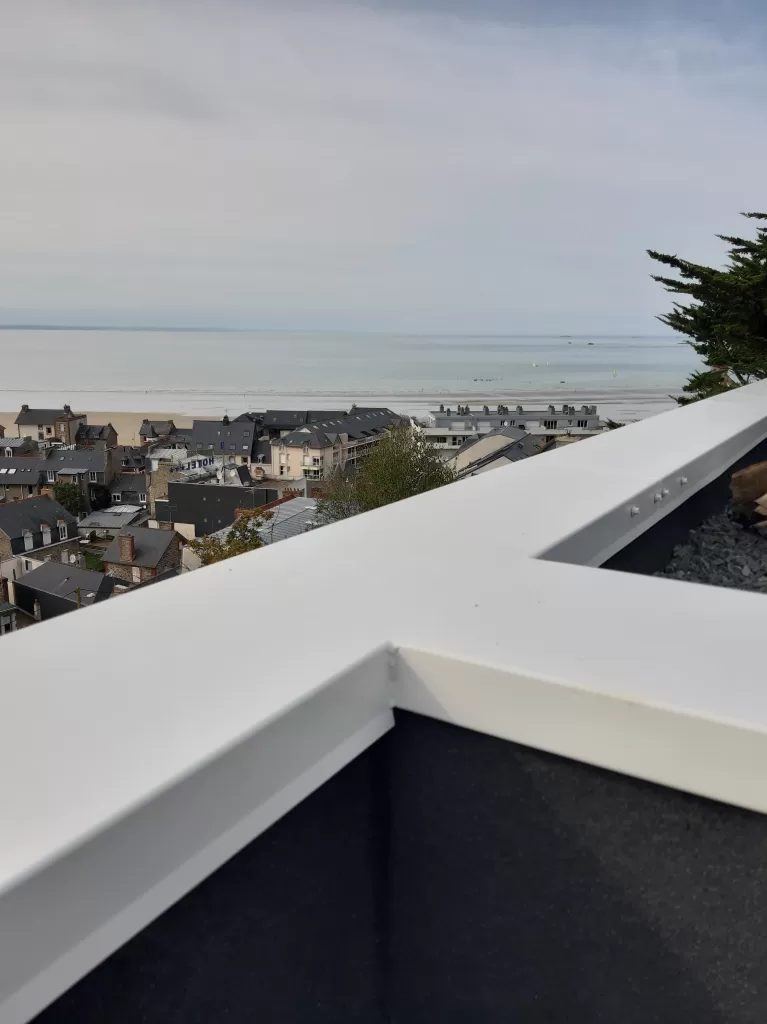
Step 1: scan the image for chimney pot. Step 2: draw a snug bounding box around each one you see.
[119,532,135,563]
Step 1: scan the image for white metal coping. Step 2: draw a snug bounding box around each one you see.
[3,380,767,1023]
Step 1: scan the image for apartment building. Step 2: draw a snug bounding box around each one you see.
[421,403,605,452]
[272,409,402,481]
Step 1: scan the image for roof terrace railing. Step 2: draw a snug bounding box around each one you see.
[3,381,767,1022]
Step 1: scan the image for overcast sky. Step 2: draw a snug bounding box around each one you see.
[1,0,765,333]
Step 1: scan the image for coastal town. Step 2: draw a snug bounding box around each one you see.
[0,399,607,634]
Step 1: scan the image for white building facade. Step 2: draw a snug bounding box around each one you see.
[421,402,604,452]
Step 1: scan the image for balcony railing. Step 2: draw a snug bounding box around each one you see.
[4,382,767,1021]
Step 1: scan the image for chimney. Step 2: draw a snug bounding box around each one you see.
[21,404,29,412]
[119,533,135,563]
[222,414,230,426]
[63,404,72,416]
[0,576,8,603]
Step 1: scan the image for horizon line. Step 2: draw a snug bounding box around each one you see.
[0,325,679,339]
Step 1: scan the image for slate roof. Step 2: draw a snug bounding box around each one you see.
[17,561,114,605]
[76,424,113,441]
[191,419,255,455]
[0,458,48,483]
[252,440,272,462]
[115,446,146,470]
[110,474,148,495]
[15,408,68,425]
[139,420,176,438]
[103,527,179,568]
[260,410,347,430]
[275,409,400,449]
[45,449,108,474]
[0,496,77,540]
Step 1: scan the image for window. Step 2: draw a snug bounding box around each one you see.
[47,470,55,483]
[543,419,557,429]
[45,426,52,436]
[59,524,68,541]
[27,486,33,496]
[436,436,447,444]
[132,566,141,583]
[113,493,121,503]
[23,530,33,551]
[517,423,525,430]
[279,465,285,476]
[139,493,147,503]
[42,525,51,545]
[24,559,31,571]
[577,419,588,428]
[89,471,97,482]
[312,457,320,466]
[243,431,250,438]
[229,444,236,451]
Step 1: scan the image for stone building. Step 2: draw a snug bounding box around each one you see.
[102,527,183,585]
[138,420,178,446]
[75,423,118,451]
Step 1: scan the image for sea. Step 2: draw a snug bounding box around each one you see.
[0,330,701,421]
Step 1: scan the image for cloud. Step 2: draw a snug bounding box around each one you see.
[0,0,765,331]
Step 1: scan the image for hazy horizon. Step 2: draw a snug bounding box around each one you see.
[2,0,764,334]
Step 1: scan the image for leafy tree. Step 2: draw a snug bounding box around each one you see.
[52,481,86,517]
[317,426,455,524]
[648,212,767,404]
[188,508,272,566]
